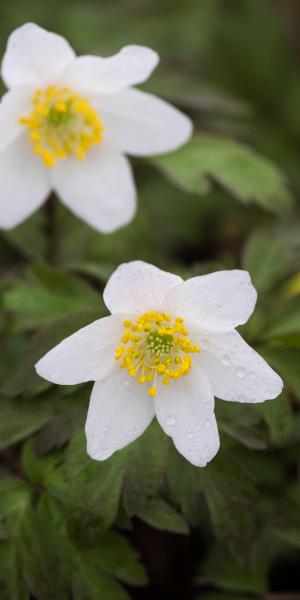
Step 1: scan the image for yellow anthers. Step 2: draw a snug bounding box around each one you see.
[19,86,105,168]
[148,386,157,397]
[115,310,200,397]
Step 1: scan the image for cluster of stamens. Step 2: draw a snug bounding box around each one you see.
[115,311,200,397]
[19,86,104,167]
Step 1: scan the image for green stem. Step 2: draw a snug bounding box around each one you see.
[44,193,57,265]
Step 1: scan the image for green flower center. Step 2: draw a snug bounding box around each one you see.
[147,330,174,356]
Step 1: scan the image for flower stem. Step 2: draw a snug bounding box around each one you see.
[44,193,57,265]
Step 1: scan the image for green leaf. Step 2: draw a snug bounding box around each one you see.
[0,479,30,520]
[200,452,257,562]
[153,134,293,215]
[3,264,102,331]
[71,555,131,600]
[242,227,300,293]
[258,345,300,399]
[197,545,267,594]
[166,448,205,526]
[21,440,62,485]
[216,401,268,450]
[122,420,170,516]
[261,296,300,340]
[36,401,87,455]
[89,531,148,586]
[255,392,292,444]
[31,495,70,599]
[66,435,124,541]
[137,498,189,534]
[0,396,59,450]
[0,513,29,600]
[2,211,47,261]
[1,311,100,397]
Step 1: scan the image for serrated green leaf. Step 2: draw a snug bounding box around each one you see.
[89,531,148,586]
[21,440,62,485]
[166,448,205,526]
[200,452,257,563]
[137,498,189,534]
[1,311,100,397]
[30,495,70,600]
[122,420,170,516]
[71,560,131,600]
[3,264,102,331]
[242,227,300,293]
[197,543,268,594]
[153,134,293,215]
[67,446,125,541]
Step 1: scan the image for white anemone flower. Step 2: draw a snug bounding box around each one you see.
[35,261,283,467]
[0,23,192,232]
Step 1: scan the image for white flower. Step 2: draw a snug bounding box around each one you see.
[0,23,192,232]
[35,261,283,467]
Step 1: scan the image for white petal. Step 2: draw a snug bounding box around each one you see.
[196,329,283,403]
[0,135,50,230]
[86,372,155,460]
[60,45,159,94]
[155,366,219,467]
[163,270,257,334]
[103,261,183,314]
[51,142,136,233]
[96,88,193,156]
[0,86,33,153]
[35,314,129,385]
[2,23,75,88]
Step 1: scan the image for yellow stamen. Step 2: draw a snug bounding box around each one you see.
[19,86,105,168]
[115,310,200,397]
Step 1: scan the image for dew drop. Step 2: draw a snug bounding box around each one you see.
[205,419,211,428]
[166,415,176,427]
[123,380,130,387]
[221,355,231,366]
[196,425,201,431]
[187,432,193,439]
[236,367,246,378]
[204,445,210,458]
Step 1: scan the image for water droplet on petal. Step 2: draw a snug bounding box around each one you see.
[166,415,176,427]
[204,446,210,458]
[238,394,246,403]
[123,380,130,387]
[205,419,211,428]
[236,367,246,378]
[196,425,201,431]
[187,432,193,439]
[221,355,231,366]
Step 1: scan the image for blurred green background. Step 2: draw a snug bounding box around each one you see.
[1,1,300,599]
